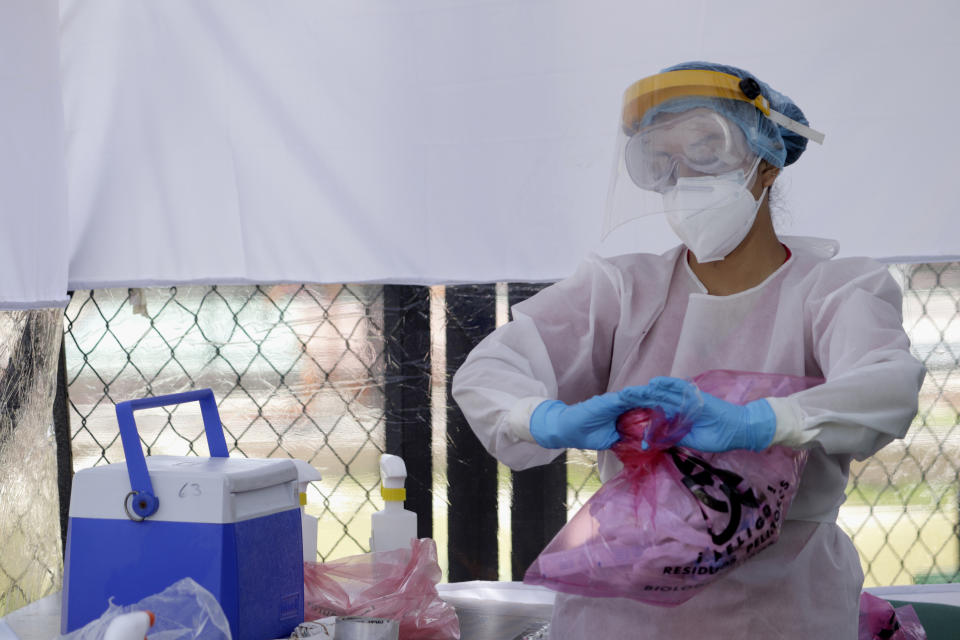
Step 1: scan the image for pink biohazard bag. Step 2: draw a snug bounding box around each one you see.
[524,369,822,606]
[858,592,926,640]
[303,538,460,639]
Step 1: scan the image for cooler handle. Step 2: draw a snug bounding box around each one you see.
[115,389,229,519]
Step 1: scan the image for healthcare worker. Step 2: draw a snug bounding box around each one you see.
[452,61,925,638]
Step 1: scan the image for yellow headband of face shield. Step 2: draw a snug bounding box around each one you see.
[621,69,824,144]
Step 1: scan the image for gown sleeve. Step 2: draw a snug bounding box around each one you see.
[451,254,630,471]
[767,258,926,460]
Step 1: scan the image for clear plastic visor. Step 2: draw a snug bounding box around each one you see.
[603,109,760,236]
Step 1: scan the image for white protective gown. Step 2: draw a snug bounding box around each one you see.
[451,236,925,638]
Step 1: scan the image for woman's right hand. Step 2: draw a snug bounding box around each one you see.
[529,392,635,450]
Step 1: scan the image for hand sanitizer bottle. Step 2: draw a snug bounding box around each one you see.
[292,459,323,562]
[370,454,417,553]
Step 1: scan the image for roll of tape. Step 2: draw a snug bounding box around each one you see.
[333,617,399,640]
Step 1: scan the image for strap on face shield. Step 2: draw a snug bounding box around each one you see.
[622,70,825,145]
[737,77,826,145]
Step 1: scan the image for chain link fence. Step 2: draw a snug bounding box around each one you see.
[63,284,388,562]
[4,262,958,611]
[844,262,960,585]
[60,269,960,586]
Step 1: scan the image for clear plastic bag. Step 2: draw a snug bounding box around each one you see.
[858,592,927,640]
[524,369,822,606]
[303,538,460,639]
[59,577,231,640]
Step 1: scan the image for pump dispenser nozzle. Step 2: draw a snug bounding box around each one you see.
[379,454,407,498]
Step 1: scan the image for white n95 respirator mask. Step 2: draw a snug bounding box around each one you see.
[662,167,766,263]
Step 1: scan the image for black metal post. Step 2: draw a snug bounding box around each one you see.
[382,285,433,540]
[54,330,73,554]
[445,284,498,581]
[506,283,567,580]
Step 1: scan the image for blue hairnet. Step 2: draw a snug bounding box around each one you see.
[639,61,810,167]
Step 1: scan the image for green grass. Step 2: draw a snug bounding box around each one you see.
[914,570,960,584]
[846,481,958,508]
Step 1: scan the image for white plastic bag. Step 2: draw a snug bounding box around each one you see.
[60,578,231,640]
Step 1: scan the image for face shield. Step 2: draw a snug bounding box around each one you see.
[602,69,825,238]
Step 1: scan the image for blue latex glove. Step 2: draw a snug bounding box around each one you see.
[620,377,776,452]
[529,392,633,450]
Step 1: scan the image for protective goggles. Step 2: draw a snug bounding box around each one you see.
[624,109,755,192]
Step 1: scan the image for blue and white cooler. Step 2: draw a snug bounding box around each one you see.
[61,389,305,640]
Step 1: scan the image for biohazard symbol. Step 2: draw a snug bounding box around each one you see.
[669,449,764,546]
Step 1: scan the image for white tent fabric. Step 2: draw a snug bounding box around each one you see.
[6,1,960,307]
[0,0,70,309]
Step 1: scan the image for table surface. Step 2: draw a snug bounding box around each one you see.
[3,582,959,640]
[863,583,960,607]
